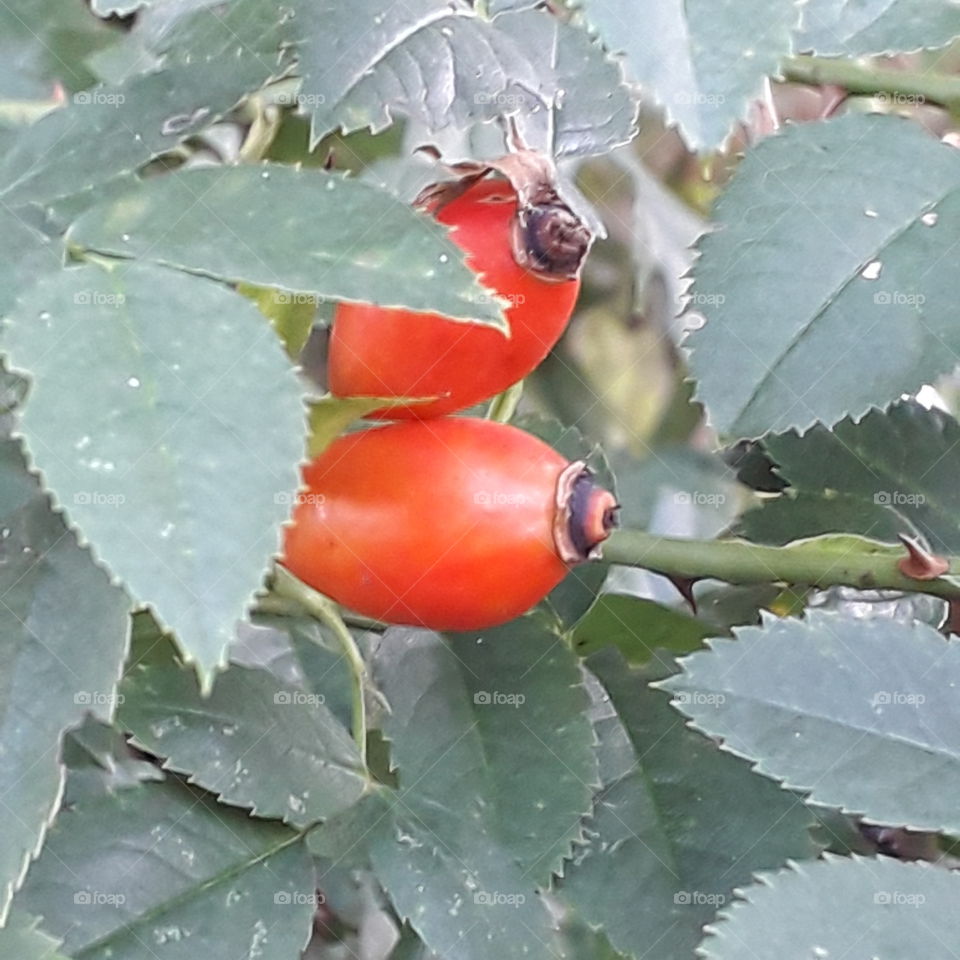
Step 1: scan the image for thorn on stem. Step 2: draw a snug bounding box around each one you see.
[668,575,700,613]
[897,534,949,581]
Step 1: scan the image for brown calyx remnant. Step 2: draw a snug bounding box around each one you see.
[413,123,593,281]
[553,460,619,565]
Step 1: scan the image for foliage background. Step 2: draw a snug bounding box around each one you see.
[3,1,960,958]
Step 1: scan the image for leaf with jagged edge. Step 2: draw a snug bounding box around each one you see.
[699,855,960,959]
[62,716,165,804]
[308,394,439,458]
[561,651,816,960]
[0,911,69,960]
[796,0,960,56]
[0,209,61,321]
[660,611,960,833]
[296,1,635,159]
[311,623,597,960]
[494,9,638,159]
[91,0,146,13]
[69,165,508,330]
[490,0,541,9]
[3,261,304,691]
[296,0,540,145]
[687,113,960,439]
[576,0,800,149]
[741,401,960,552]
[14,776,316,960]
[0,0,119,99]
[0,16,290,207]
[0,435,131,923]
[232,614,356,731]
[118,611,368,825]
[572,594,712,663]
[378,624,598,880]
[238,282,320,359]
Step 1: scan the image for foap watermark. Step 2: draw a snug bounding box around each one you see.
[474,91,527,108]
[674,491,727,508]
[474,691,525,708]
[74,90,125,107]
[74,491,126,507]
[874,890,925,906]
[474,490,529,507]
[274,890,326,906]
[74,890,126,907]
[274,690,326,706]
[675,92,725,106]
[674,691,725,707]
[74,690,125,708]
[876,92,926,106]
[472,292,527,308]
[874,291,925,307]
[272,291,324,306]
[871,691,926,708]
[873,491,925,506]
[283,92,328,108]
[674,891,726,907]
[275,491,326,507]
[474,891,526,907]
[73,290,126,307]
[687,292,726,307]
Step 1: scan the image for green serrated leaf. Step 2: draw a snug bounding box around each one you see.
[308,395,433,457]
[0,436,130,920]
[562,651,816,960]
[0,910,69,960]
[63,716,164,804]
[235,614,355,731]
[0,209,60,320]
[0,0,120,99]
[497,10,637,158]
[380,624,597,879]
[797,0,960,55]
[119,614,368,825]
[489,0,541,10]
[70,165,506,328]
[700,855,960,960]
[238,282,320,359]
[293,2,635,158]
[15,777,316,960]
[611,446,742,537]
[688,113,960,439]
[88,0,292,85]
[92,0,147,14]
[572,594,712,662]
[335,623,597,960]
[4,262,304,687]
[660,610,960,832]
[742,401,960,552]
[0,46,285,206]
[578,0,799,149]
[296,0,539,143]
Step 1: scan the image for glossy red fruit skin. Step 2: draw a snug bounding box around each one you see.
[328,178,580,419]
[282,418,574,630]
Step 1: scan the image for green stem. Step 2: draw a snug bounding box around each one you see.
[603,529,960,601]
[272,567,369,764]
[782,55,960,110]
[487,379,524,423]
